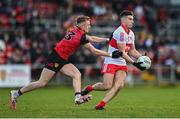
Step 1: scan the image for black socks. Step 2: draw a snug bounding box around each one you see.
[18,89,22,96]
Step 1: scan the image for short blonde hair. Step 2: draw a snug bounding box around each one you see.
[76,15,90,26]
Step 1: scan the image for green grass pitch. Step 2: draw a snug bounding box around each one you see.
[0,85,180,118]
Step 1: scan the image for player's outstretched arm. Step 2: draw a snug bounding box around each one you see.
[84,43,122,58]
[86,35,109,43]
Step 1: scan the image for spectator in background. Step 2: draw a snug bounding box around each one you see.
[144,33,154,50]
[0,38,5,51]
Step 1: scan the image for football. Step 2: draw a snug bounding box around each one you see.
[137,56,151,69]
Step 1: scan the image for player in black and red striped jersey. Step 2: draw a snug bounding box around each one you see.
[10,15,123,110]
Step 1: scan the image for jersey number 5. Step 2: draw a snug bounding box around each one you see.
[65,32,75,40]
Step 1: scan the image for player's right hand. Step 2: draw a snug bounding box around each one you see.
[133,62,146,71]
[111,50,123,58]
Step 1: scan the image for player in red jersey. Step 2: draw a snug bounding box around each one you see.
[81,11,146,110]
[10,15,123,110]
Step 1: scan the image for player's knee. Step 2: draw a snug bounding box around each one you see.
[72,72,81,80]
[41,82,48,87]
[119,81,125,88]
[120,83,124,88]
[104,84,112,90]
[114,83,124,91]
[38,81,48,87]
[113,85,121,91]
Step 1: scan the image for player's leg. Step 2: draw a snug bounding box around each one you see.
[81,64,115,96]
[81,73,114,96]
[60,63,91,104]
[60,63,81,93]
[93,73,114,90]
[10,50,62,110]
[95,70,126,110]
[10,68,55,110]
[21,68,55,93]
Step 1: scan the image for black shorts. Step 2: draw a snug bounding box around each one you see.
[44,50,69,73]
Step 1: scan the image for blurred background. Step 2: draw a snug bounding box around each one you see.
[0,0,180,87]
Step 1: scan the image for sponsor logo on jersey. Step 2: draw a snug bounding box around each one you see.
[54,63,59,68]
[120,32,124,41]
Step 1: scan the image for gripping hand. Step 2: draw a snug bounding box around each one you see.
[133,62,146,71]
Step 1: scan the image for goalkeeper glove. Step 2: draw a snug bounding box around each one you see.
[133,62,146,71]
[110,50,123,58]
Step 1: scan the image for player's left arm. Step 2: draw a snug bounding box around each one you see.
[84,43,122,58]
[86,35,109,43]
[129,44,142,59]
[84,43,110,57]
[81,34,122,58]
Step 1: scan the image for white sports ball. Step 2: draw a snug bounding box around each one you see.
[137,56,151,69]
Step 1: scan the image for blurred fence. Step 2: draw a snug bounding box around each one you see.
[0,64,179,88]
[31,64,180,87]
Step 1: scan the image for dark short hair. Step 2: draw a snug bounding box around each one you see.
[76,15,90,25]
[120,10,134,18]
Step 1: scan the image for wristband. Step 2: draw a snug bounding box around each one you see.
[106,38,110,41]
[109,53,112,57]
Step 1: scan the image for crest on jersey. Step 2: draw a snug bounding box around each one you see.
[120,32,124,41]
[54,63,59,68]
